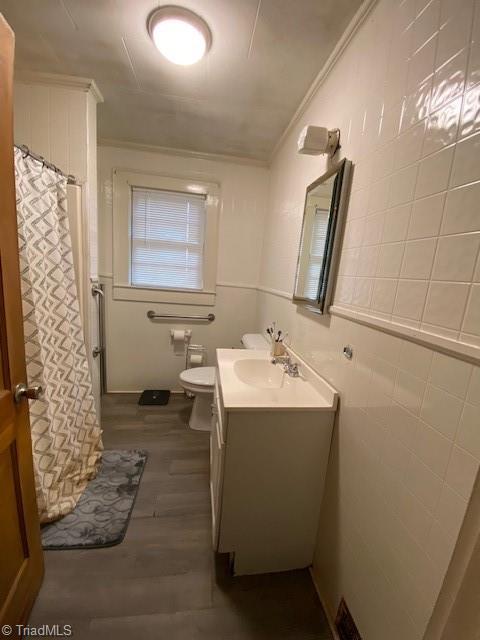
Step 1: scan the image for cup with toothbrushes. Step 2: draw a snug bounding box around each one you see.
[266,324,286,357]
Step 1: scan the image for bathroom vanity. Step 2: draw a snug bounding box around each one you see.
[211,348,338,575]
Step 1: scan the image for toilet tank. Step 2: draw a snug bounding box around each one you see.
[241,333,269,350]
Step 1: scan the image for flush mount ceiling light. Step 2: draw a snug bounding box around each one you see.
[147,5,212,66]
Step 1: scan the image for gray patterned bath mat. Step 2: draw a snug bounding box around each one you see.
[41,449,148,550]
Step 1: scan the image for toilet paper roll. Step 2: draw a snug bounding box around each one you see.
[172,329,187,343]
[189,354,204,365]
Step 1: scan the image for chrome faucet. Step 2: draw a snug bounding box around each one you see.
[283,360,299,377]
[271,354,300,377]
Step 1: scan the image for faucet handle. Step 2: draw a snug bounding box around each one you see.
[283,360,299,377]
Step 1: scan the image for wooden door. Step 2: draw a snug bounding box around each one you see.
[0,13,44,630]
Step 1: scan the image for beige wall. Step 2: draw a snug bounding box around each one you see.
[13,76,102,411]
[97,144,268,391]
[256,0,480,638]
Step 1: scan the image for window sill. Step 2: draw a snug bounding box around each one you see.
[112,283,216,306]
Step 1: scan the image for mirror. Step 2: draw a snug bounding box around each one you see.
[293,159,351,314]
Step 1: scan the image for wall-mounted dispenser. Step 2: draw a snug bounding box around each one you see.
[297,125,340,156]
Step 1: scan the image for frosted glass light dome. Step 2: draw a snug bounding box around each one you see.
[148,6,212,66]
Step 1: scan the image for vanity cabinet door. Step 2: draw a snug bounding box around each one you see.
[213,376,226,441]
[209,406,224,549]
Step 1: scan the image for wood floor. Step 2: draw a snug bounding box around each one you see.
[29,393,333,639]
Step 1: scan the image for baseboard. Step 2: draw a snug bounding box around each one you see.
[309,566,341,640]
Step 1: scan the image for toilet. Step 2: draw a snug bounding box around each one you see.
[179,366,216,431]
[179,333,269,431]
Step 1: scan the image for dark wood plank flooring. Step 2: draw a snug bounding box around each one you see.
[29,393,333,639]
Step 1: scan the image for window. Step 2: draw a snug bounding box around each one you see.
[303,207,329,299]
[131,187,206,290]
[112,170,219,305]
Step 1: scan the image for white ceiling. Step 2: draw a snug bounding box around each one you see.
[1,0,363,161]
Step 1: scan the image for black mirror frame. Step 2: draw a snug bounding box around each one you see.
[293,158,352,315]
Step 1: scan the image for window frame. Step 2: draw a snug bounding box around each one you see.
[112,170,219,305]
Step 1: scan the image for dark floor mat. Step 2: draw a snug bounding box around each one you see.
[41,449,148,550]
[138,389,171,405]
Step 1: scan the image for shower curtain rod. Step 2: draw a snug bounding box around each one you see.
[15,144,78,185]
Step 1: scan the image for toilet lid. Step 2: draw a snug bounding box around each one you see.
[180,366,216,386]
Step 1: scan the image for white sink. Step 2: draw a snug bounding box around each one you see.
[233,358,285,389]
[216,348,338,411]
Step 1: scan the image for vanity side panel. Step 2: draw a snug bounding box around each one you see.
[217,410,333,574]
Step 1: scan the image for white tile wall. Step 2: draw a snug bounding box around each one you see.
[256,0,480,637]
[256,296,480,640]
[13,83,89,181]
[407,191,445,238]
[260,0,480,353]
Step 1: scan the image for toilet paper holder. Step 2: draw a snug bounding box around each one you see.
[170,329,192,343]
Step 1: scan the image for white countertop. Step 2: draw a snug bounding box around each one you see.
[216,348,338,411]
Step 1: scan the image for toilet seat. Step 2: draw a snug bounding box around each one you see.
[179,366,216,388]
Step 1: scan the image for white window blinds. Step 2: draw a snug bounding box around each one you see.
[303,208,329,299]
[131,187,206,290]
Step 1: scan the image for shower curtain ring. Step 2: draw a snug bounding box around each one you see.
[20,144,29,158]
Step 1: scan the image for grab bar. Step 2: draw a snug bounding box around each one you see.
[91,282,106,394]
[147,310,215,322]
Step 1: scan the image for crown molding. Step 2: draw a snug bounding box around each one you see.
[98,137,269,167]
[14,71,104,103]
[269,0,379,161]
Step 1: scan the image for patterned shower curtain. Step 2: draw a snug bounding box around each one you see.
[14,147,103,523]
